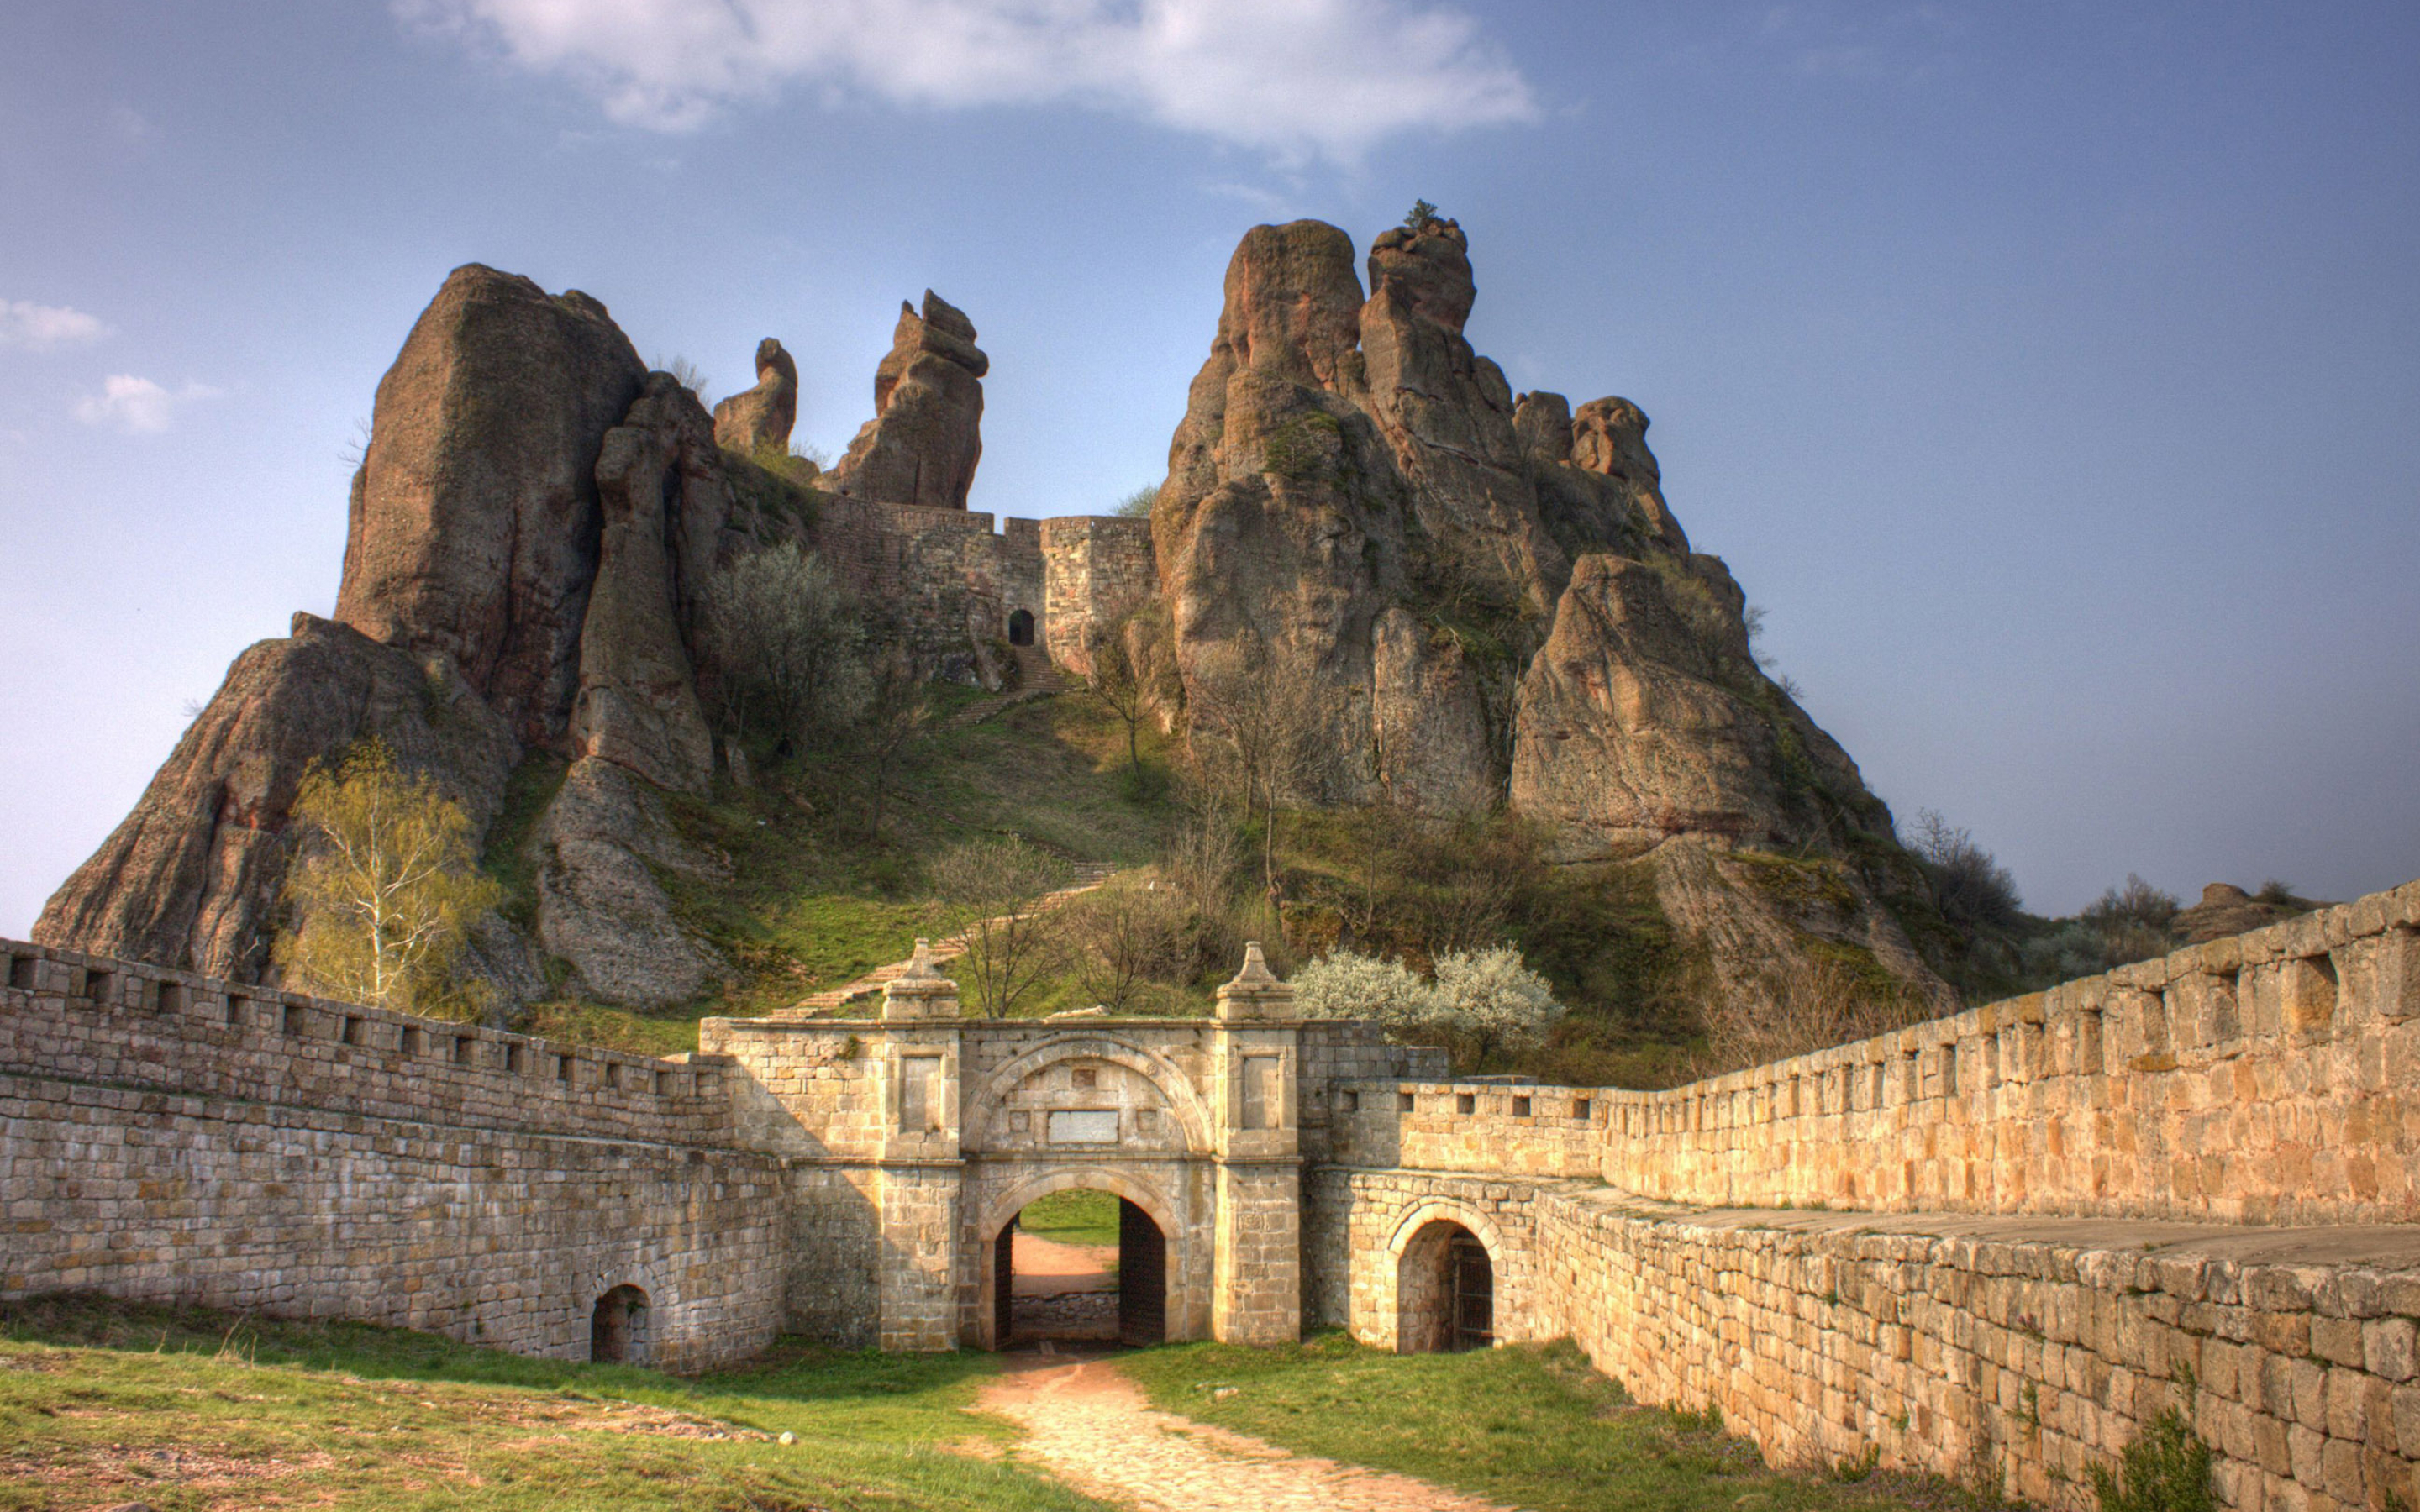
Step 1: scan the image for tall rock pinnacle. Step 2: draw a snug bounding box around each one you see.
[827,291,987,509]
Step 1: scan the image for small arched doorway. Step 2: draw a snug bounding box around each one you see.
[590,1284,650,1363]
[1396,1221,1493,1353]
[1007,608,1035,647]
[992,1189,1166,1348]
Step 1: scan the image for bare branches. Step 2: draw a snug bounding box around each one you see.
[929,837,1073,1018]
[1184,639,1333,889]
[1697,958,1928,1077]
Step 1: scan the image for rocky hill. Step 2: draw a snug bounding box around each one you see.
[35,218,1959,1038]
[1153,215,1948,1013]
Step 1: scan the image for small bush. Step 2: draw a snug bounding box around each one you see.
[1903,809,2022,929]
[2089,1410,2213,1512]
[1114,484,1158,517]
[2085,874,2181,933]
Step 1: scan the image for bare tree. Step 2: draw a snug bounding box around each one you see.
[929,837,1074,1017]
[1186,640,1332,890]
[701,542,869,748]
[1063,875,1187,1011]
[1697,958,1928,1077]
[857,649,931,838]
[1082,623,1149,774]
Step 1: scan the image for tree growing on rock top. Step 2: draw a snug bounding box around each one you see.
[273,740,504,1020]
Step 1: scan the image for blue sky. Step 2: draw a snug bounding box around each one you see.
[3,0,2416,935]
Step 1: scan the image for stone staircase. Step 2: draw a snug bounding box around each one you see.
[778,860,1121,1016]
[946,643,1081,731]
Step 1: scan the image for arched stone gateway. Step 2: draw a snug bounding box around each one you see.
[700,940,1440,1350]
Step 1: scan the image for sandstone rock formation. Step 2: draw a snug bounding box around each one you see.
[334,265,648,747]
[571,374,726,796]
[39,271,750,1011]
[43,225,1954,1023]
[34,614,518,982]
[710,338,797,456]
[1155,215,1944,1007]
[534,757,727,1005]
[827,291,986,508]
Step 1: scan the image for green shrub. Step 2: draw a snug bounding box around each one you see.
[2090,1410,2213,1512]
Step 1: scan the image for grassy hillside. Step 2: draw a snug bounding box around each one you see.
[0,1294,1107,1512]
[509,688,1186,1053]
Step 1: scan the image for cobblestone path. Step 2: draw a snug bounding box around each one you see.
[979,1354,1516,1512]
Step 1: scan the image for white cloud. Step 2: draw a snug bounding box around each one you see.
[74,375,224,434]
[399,0,1539,162]
[0,301,111,351]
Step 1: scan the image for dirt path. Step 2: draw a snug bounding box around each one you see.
[1012,1232,1116,1297]
[979,1354,1516,1512]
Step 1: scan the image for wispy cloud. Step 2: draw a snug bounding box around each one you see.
[398,0,1539,164]
[74,375,224,434]
[1754,3,1961,83]
[0,301,111,351]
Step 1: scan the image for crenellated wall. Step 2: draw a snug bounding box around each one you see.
[1315,881,2420,1509]
[1330,881,2420,1226]
[805,497,1158,685]
[8,861,2417,1509]
[0,938,786,1371]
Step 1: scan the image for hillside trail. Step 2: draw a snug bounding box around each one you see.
[778,860,1120,1016]
[946,643,1082,730]
[977,1355,1517,1512]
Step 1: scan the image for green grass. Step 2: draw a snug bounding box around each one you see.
[0,1294,1111,1512]
[1121,1334,2007,1512]
[644,690,1181,1021]
[1016,1189,1120,1248]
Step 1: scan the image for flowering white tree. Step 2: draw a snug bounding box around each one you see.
[1296,943,1564,1068]
[1292,948,1440,1030]
[1431,945,1565,1064]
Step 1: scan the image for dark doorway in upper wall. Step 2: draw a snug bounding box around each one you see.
[1007,609,1035,647]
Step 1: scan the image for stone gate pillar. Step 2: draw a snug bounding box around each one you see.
[875,942,964,1349]
[1209,943,1302,1344]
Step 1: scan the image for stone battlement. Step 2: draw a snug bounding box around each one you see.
[1330,878,2420,1227]
[0,937,736,1149]
[806,496,1154,684]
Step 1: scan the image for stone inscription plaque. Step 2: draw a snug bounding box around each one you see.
[1047,1110,1119,1145]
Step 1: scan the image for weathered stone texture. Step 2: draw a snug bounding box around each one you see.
[1529,1197,2420,1512]
[31,614,518,983]
[829,291,987,510]
[710,337,798,456]
[335,263,648,746]
[1331,886,2420,1228]
[0,939,781,1370]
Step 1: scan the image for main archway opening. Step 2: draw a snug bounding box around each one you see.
[1007,608,1035,647]
[1396,1221,1493,1354]
[992,1189,1165,1348]
[590,1284,650,1363]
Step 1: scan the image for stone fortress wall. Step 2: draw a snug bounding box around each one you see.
[0,939,787,1372]
[807,496,1155,682]
[3,881,2415,1509]
[1316,881,2420,1511]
